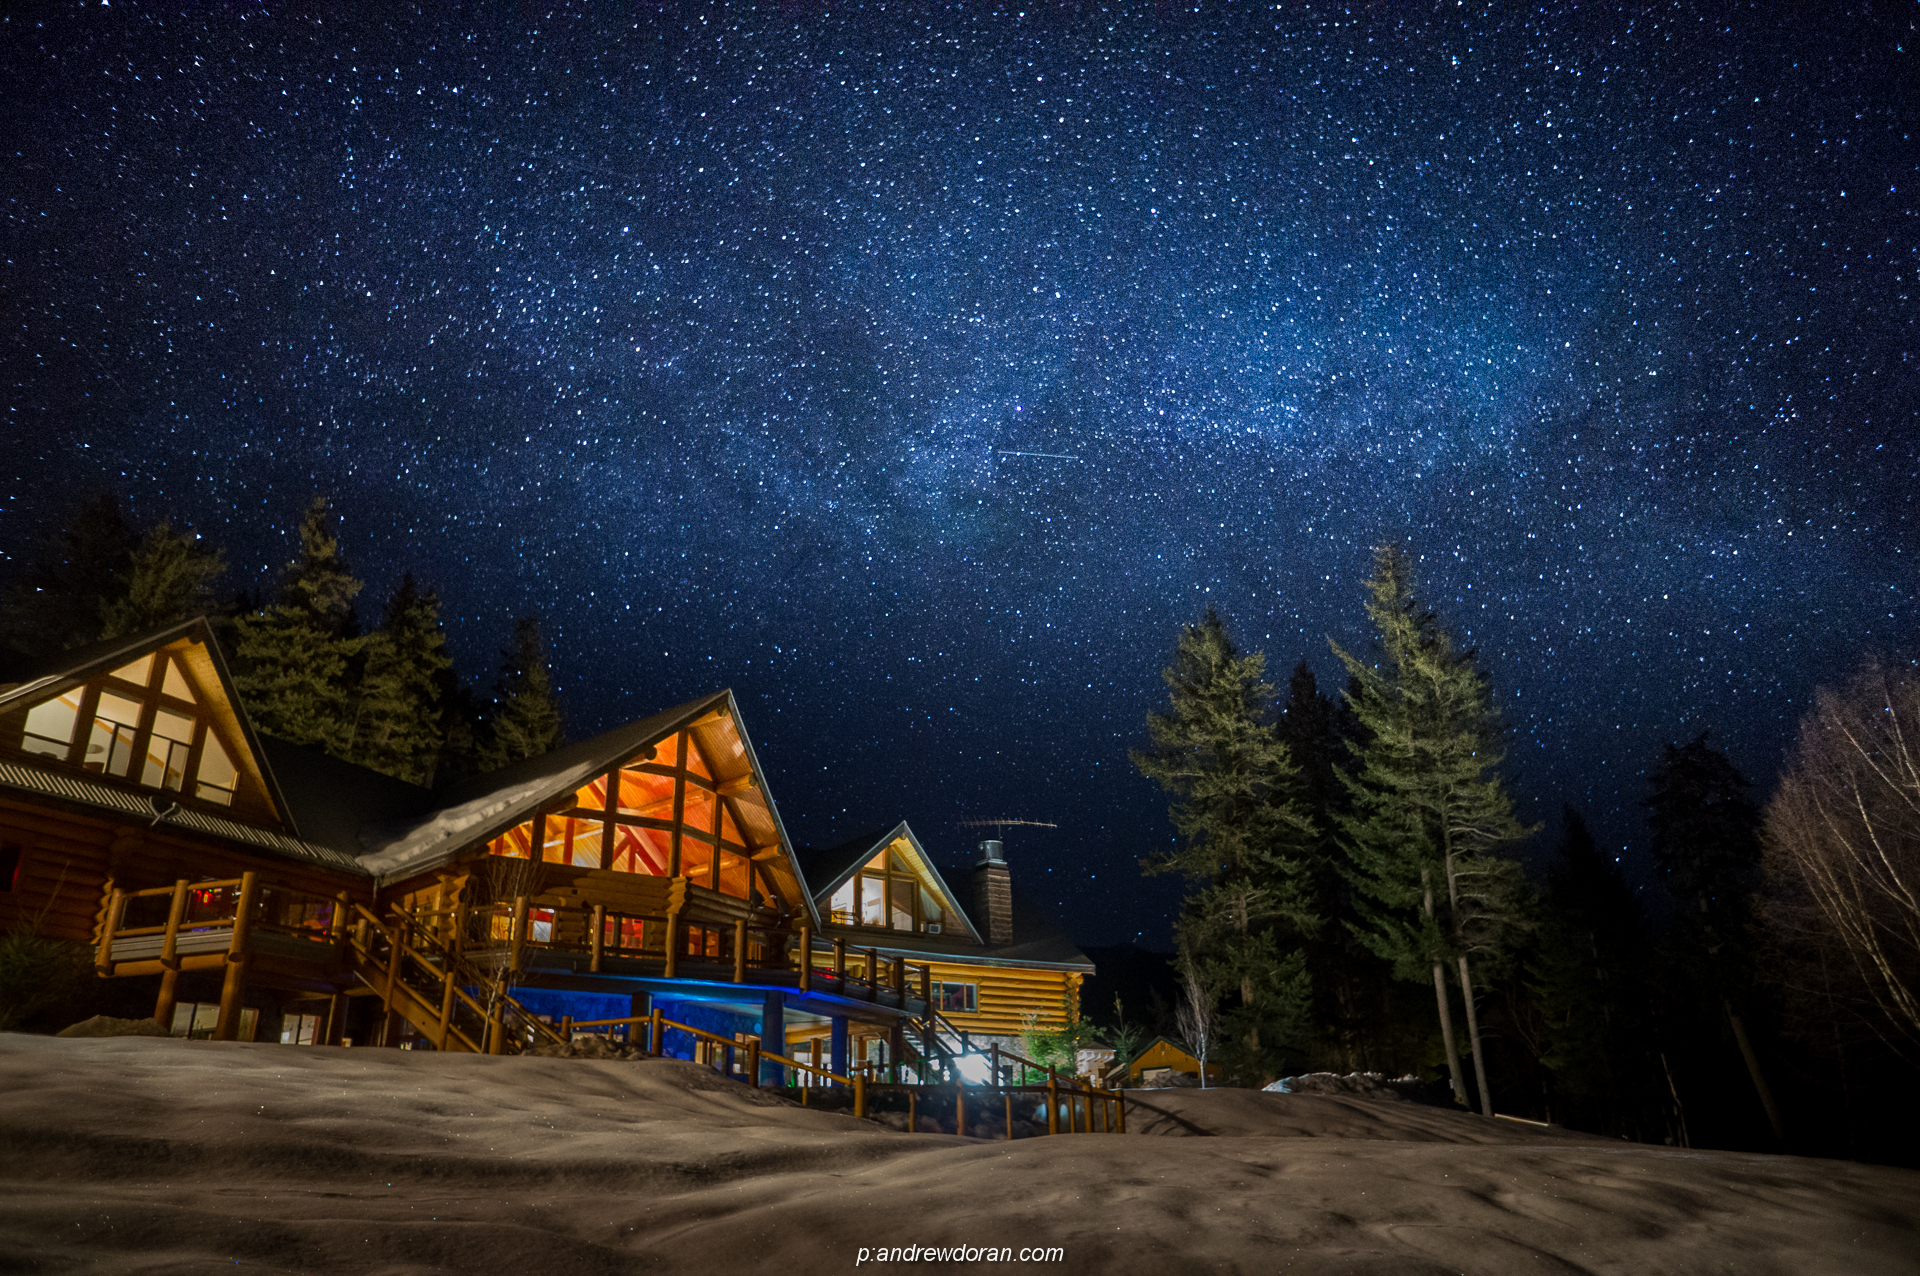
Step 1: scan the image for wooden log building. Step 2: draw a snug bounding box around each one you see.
[0,618,1091,1074]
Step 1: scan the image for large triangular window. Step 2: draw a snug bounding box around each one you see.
[7,646,249,808]
[482,719,796,912]
[827,837,948,935]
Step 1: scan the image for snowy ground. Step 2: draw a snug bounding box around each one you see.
[1,1034,1914,1273]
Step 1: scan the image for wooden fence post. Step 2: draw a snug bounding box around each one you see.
[651,1008,665,1057]
[1005,1092,1015,1141]
[853,1068,866,1120]
[1046,1068,1059,1135]
[746,1038,761,1089]
[955,1083,966,1137]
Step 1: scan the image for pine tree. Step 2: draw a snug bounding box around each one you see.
[478,616,565,771]
[1333,544,1534,1114]
[99,522,227,640]
[231,496,364,750]
[1131,608,1319,1079]
[342,574,452,786]
[0,490,136,660]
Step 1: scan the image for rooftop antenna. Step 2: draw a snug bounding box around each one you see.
[957,818,1057,841]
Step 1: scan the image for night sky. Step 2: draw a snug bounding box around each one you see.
[4,4,1913,948]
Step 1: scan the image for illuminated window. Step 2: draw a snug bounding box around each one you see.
[21,691,81,760]
[933,983,977,1014]
[196,735,237,805]
[841,843,938,932]
[9,648,244,809]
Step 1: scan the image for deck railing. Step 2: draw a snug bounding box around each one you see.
[559,1013,1122,1135]
[344,902,565,1055]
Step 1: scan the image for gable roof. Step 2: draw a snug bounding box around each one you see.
[0,617,376,874]
[797,821,984,945]
[797,821,1093,971]
[355,689,815,914]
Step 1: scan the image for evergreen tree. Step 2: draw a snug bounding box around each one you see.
[99,522,227,640]
[1529,807,1657,1135]
[478,616,565,771]
[1279,661,1397,1071]
[342,574,452,786]
[1646,732,1785,1144]
[1333,544,1534,1114]
[0,490,136,660]
[231,496,364,750]
[1132,609,1319,1079]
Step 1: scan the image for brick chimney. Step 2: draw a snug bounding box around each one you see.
[972,839,1013,946]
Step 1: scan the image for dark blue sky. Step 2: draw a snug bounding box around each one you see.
[4,3,1913,946]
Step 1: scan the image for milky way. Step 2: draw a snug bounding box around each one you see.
[4,4,1913,944]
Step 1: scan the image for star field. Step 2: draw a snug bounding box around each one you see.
[3,4,1914,945]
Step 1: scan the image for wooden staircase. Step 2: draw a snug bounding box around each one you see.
[343,903,563,1055]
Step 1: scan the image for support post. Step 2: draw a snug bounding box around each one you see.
[214,871,259,1042]
[863,949,877,1000]
[95,887,125,976]
[830,1016,849,1083]
[332,892,353,964]
[761,991,786,1087]
[746,1038,761,1089]
[651,1007,665,1057]
[663,911,680,979]
[1005,1092,1015,1141]
[324,991,346,1047]
[832,936,846,983]
[956,1083,966,1138]
[438,972,457,1048]
[1046,1068,1059,1135]
[152,878,189,1028]
[589,904,605,973]
[797,925,812,993]
[509,895,528,973]
[733,918,748,984]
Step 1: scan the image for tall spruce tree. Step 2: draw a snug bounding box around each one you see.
[99,522,227,640]
[1132,609,1319,1078]
[1333,545,1534,1114]
[0,490,136,661]
[231,497,364,751]
[478,616,565,771]
[343,574,452,786]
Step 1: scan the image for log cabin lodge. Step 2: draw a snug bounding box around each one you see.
[0,618,1093,1085]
